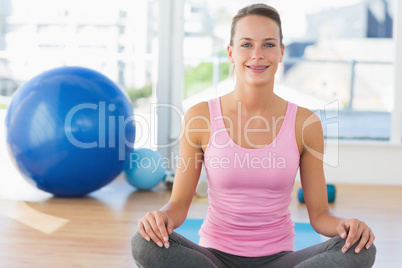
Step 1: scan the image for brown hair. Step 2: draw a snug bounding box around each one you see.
[229,3,283,46]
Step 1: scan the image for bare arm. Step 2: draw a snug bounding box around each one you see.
[298,109,342,235]
[160,104,206,228]
[298,108,375,253]
[137,102,209,248]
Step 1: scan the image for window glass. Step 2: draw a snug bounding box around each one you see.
[183,0,394,140]
[0,0,158,147]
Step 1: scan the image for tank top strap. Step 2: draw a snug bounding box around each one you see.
[207,97,225,132]
[275,102,298,146]
[283,102,298,131]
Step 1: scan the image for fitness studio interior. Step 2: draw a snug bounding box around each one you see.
[1,0,401,267]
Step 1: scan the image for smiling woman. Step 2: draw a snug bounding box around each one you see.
[131,3,376,268]
[227,5,283,85]
[227,14,284,90]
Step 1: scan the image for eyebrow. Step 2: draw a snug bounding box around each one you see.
[238,37,278,42]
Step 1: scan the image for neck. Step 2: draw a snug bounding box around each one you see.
[231,83,276,114]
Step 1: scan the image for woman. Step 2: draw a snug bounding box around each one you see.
[131,4,376,267]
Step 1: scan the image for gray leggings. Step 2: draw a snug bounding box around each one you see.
[131,231,376,268]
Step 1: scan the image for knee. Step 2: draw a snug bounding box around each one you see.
[364,243,377,267]
[350,239,376,267]
[328,236,377,267]
[350,241,376,267]
[131,231,152,262]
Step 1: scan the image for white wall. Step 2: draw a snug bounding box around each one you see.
[320,141,402,185]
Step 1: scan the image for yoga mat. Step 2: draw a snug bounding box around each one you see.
[175,219,322,251]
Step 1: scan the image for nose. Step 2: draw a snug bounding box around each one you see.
[251,47,264,60]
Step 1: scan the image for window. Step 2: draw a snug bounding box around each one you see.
[182,0,395,141]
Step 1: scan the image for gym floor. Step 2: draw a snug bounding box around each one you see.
[0,175,401,267]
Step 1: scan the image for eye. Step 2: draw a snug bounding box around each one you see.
[241,43,251,48]
[265,43,275,48]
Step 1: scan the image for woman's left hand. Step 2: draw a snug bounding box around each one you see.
[337,218,375,253]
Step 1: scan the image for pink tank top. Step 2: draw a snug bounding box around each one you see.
[198,97,300,257]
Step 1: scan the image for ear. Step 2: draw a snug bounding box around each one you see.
[227,45,234,64]
[279,44,285,62]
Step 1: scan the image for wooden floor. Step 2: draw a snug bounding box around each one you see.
[0,175,401,268]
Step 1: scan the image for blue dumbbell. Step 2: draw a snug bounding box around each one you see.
[298,184,336,203]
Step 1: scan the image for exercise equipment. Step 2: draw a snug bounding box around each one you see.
[175,219,322,250]
[298,184,336,203]
[163,170,175,190]
[5,66,136,197]
[124,148,166,190]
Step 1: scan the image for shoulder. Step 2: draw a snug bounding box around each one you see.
[295,105,322,132]
[184,101,209,119]
[183,101,210,128]
[294,105,324,154]
[182,101,211,150]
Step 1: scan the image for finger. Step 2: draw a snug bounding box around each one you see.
[137,221,151,242]
[144,217,165,248]
[167,218,174,235]
[155,216,170,248]
[354,228,370,253]
[365,230,375,250]
[342,222,359,253]
[337,224,347,239]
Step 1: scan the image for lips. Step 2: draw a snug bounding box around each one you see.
[247,65,269,73]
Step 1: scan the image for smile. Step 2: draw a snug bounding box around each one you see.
[247,65,269,72]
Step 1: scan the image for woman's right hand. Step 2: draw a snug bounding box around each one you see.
[137,211,175,248]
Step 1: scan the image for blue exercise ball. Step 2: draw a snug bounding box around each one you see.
[124,148,166,190]
[5,66,136,197]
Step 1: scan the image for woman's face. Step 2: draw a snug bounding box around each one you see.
[228,15,284,88]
